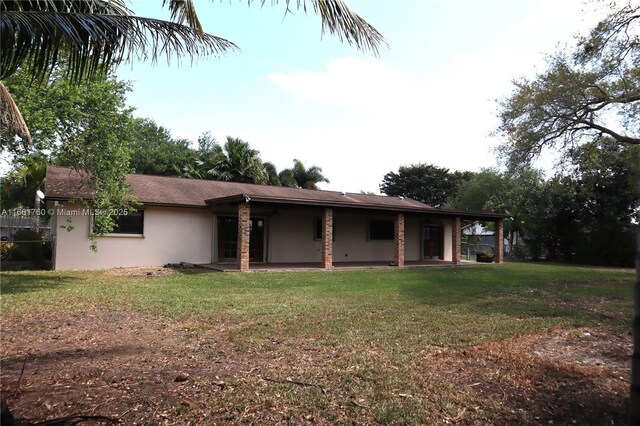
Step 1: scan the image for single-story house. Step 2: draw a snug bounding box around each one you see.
[44,166,509,271]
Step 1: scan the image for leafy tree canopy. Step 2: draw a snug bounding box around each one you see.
[450,138,638,266]
[128,118,197,176]
[1,65,134,243]
[445,168,506,212]
[496,2,639,170]
[0,65,132,156]
[380,163,472,208]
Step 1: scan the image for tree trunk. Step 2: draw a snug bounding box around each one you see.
[632,180,640,424]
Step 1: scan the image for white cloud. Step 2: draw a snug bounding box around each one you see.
[265,56,503,192]
[262,0,603,193]
[267,58,413,111]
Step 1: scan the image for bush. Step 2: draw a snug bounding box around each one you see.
[0,242,13,260]
[476,250,494,263]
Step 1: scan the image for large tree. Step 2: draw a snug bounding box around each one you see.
[496,2,639,170]
[446,168,505,212]
[446,168,546,257]
[516,139,638,265]
[1,65,135,240]
[495,2,640,419]
[213,137,267,184]
[0,65,132,157]
[179,135,269,184]
[128,118,197,176]
[263,162,282,186]
[565,137,638,265]
[380,163,472,208]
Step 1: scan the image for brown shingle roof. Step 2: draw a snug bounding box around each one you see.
[44,166,509,219]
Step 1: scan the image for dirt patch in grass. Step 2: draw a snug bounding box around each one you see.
[1,311,631,425]
[423,327,630,424]
[0,310,338,424]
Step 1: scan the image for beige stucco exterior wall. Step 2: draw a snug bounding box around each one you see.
[332,213,394,262]
[52,203,456,269]
[53,203,212,270]
[267,210,322,263]
[269,210,406,264]
[267,210,450,264]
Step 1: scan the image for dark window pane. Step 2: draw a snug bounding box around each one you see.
[315,218,322,240]
[369,220,394,240]
[112,211,144,234]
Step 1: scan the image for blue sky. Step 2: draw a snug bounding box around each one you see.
[118,0,600,193]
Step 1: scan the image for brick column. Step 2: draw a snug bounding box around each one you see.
[394,213,405,267]
[237,202,250,271]
[321,208,333,269]
[494,219,504,264]
[452,216,461,265]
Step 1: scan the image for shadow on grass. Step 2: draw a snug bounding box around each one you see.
[0,273,78,295]
[398,268,632,329]
[1,345,144,371]
[484,358,628,425]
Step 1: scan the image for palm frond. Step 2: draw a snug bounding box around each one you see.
[164,0,204,33]
[3,0,132,15]
[0,80,31,142]
[0,10,238,81]
[257,0,386,55]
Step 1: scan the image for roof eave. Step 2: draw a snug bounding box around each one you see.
[205,194,509,219]
[44,196,207,209]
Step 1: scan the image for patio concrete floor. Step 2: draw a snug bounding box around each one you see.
[197,259,485,272]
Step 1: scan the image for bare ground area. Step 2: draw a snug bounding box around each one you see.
[1,310,631,425]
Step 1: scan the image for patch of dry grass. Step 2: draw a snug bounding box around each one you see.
[0,262,634,424]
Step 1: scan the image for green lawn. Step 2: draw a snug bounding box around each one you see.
[1,262,632,339]
[0,262,634,424]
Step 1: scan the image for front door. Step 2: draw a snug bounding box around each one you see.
[423,225,443,259]
[217,217,265,262]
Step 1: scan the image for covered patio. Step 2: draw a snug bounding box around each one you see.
[204,193,510,272]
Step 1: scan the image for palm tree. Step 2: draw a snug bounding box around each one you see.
[212,137,267,184]
[1,154,48,208]
[279,158,329,189]
[178,136,267,183]
[0,0,385,141]
[263,161,282,186]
